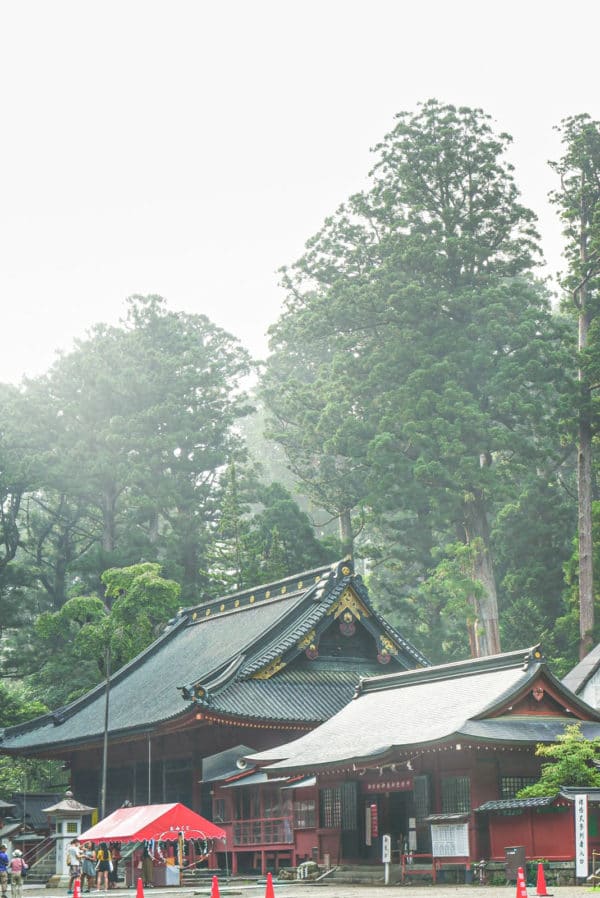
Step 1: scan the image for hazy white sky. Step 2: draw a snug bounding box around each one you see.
[1,0,598,383]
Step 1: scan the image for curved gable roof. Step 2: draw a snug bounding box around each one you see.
[0,559,427,755]
[250,646,600,773]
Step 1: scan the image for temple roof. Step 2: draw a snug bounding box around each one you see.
[0,559,427,756]
[563,643,600,695]
[249,646,600,773]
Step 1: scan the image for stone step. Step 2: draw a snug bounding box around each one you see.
[329,865,388,884]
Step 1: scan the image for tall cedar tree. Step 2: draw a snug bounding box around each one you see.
[11,296,253,605]
[550,115,600,658]
[263,100,571,656]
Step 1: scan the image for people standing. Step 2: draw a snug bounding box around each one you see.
[0,845,8,898]
[108,844,120,890]
[8,851,27,898]
[95,843,112,892]
[81,843,96,894]
[66,839,82,894]
[141,845,153,888]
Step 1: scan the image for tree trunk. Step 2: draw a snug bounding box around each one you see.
[101,484,118,553]
[463,490,501,657]
[338,509,354,558]
[578,305,594,659]
[578,171,594,660]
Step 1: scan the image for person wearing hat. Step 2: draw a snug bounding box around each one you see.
[9,851,27,898]
[0,845,8,898]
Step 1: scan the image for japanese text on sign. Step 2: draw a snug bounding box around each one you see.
[575,794,588,878]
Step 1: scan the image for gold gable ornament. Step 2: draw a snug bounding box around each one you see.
[377,635,399,665]
[327,586,370,621]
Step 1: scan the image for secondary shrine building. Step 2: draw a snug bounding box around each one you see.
[245,645,600,874]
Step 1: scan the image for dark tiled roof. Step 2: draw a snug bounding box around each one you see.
[251,646,600,773]
[10,793,61,829]
[559,787,600,802]
[0,559,426,754]
[458,717,600,743]
[202,745,257,782]
[563,643,600,694]
[208,663,386,722]
[476,797,555,811]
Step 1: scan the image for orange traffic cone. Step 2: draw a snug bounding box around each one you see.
[136,877,145,898]
[536,863,552,897]
[265,872,275,898]
[516,866,528,898]
[211,875,220,898]
[73,879,82,898]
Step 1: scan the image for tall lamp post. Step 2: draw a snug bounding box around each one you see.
[99,592,115,821]
[100,640,111,819]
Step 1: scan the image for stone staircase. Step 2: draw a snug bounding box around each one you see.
[180,868,228,888]
[26,842,57,885]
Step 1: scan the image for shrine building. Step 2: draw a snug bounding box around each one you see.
[0,559,427,872]
[243,645,600,875]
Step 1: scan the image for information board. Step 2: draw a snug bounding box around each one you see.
[430,823,469,857]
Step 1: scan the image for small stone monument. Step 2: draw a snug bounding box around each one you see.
[43,790,96,887]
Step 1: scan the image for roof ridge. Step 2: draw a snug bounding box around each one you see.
[183,560,346,616]
[356,645,542,696]
[240,577,349,677]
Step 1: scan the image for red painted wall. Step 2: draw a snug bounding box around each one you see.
[295,830,317,863]
[488,808,573,861]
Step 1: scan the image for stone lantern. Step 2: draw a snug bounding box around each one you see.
[43,790,96,886]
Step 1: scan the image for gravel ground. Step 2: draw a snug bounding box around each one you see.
[18,882,600,898]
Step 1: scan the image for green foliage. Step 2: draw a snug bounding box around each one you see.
[518,723,600,797]
[207,465,337,593]
[4,295,253,611]
[495,478,576,671]
[553,500,600,674]
[21,562,181,707]
[0,681,62,799]
[550,115,600,657]
[263,99,573,655]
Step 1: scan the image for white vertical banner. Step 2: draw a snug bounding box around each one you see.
[575,794,588,878]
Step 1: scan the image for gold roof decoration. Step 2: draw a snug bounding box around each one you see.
[327,586,370,621]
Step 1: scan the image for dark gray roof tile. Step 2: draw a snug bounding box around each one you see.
[1,559,425,754]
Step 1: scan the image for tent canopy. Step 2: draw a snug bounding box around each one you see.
[79,803,226,844]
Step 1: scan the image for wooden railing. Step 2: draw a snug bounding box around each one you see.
[233,816,293,846]
[401,852,437,883]
[23,835,56,869]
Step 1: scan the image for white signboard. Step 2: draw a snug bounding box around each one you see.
[382,834,391,863]
[365,805,372,846]
[430,823,469,857]
[575,794,588,878]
